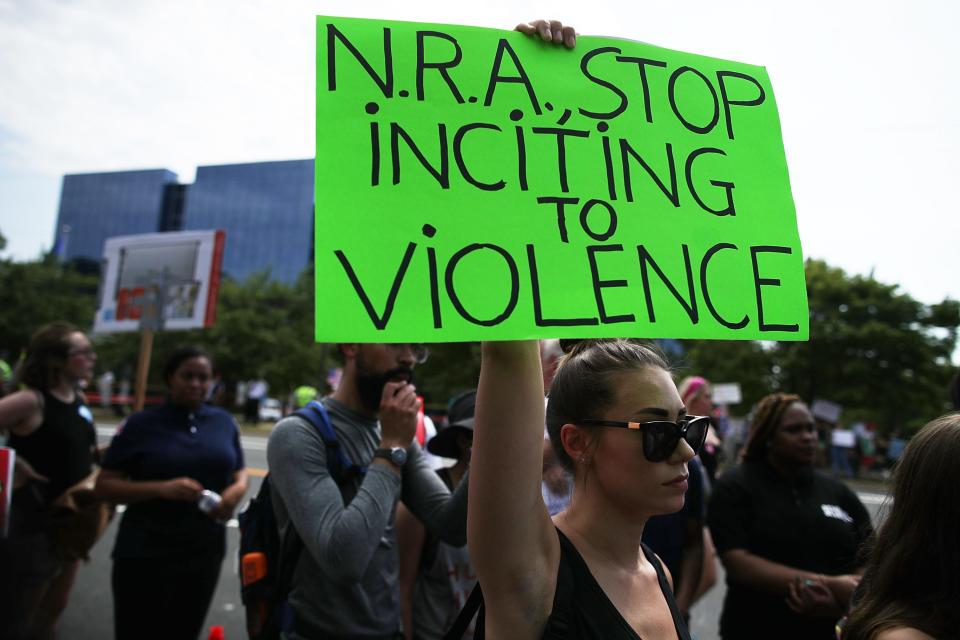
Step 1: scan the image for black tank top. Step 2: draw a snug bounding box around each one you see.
[8,390,96,504]
[460,528,691,640]
[540,529,691,639]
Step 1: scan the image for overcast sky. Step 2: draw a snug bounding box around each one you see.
[1,0,957,306]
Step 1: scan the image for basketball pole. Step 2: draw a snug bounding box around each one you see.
[132,327,153,412]
[132,271,167,412]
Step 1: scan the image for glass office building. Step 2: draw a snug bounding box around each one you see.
[53,159,315,284]
[54,169,179,263]
[181,159,314,283]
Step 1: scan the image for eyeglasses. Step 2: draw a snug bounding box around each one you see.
[385,343,429,364]
[575,415,710,462]
[68,347,96,358]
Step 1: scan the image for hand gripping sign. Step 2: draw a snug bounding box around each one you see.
[314,17,808,343]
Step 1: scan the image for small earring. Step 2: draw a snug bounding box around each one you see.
[578,455,586,464]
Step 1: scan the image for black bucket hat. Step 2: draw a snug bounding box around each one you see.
[427,390,476,458]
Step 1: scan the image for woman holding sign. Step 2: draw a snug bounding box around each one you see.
[464,339,702,639]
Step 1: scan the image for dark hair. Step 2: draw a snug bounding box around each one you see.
[842,413,960,640]
[546,339,669,471]
[163,346,212,386]
[17,322,82,390]
[741,392,803,462]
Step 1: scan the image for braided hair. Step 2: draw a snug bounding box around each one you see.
[741,392,802,462]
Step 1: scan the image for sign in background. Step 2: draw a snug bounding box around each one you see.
[812,398,844,424]
[711,382,743,406]
[94,230,225,333]
[315,17,808,342]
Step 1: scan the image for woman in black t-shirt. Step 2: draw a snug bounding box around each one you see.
[95,346,247,640]
[0,322,98,640]
[707,393,872,640]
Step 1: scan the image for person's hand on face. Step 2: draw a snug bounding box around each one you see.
[378,381,420,449]
[515,20,577,48]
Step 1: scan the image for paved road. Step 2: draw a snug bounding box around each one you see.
[61,428,267,640]
[58,427,887,640]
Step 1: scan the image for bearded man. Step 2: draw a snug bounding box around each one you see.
[267,343,468,639]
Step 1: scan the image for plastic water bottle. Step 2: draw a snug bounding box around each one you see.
[197,489,223,514]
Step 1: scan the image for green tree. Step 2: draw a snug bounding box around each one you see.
[683,260,959,433]
[0,257,99,359]
[415,342,481,409]
[775,260,958,431]
[678,339,775,413]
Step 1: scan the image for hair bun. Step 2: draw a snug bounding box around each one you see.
[559,339,583,354]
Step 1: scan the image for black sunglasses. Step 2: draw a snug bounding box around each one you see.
[575,415,710,462]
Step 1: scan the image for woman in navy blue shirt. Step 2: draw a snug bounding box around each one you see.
[95,346,248,640]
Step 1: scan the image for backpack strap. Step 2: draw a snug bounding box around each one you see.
[293,400,367,481]
[274,399,368,630]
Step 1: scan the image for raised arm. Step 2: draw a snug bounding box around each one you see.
[469,341,559,637]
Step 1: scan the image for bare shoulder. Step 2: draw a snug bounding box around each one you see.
[875,627,936,640]
[0,388,41,410]
[0,388,43,434]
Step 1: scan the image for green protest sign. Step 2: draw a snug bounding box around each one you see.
[315,16,808,342]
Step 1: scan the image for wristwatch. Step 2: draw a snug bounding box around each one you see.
[373,447,408,468]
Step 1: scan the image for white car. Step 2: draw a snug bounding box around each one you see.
[259,398,283,422]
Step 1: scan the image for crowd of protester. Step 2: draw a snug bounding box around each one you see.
[1,318,959,640]
[4,22,960,640]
